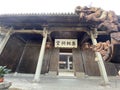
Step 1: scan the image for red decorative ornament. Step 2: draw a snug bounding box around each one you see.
[46,42,52,48]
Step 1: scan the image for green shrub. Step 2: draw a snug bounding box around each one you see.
[0,66,11,77]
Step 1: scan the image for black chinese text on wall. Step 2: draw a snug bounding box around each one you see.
[55,39,77,48]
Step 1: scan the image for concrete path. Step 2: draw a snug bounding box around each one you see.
[4,74,120,90]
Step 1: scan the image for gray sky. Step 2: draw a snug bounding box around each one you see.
[0,0,120,15]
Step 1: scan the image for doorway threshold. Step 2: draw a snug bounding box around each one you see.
[58,69,74,77]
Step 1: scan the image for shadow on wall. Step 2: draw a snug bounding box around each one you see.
[0,34,44,74]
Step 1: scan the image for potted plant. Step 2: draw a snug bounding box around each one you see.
[0,66,11,82]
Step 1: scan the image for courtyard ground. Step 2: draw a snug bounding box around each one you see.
[4,73,120,90]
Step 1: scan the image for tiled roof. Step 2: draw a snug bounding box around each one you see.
[0,13,77,17]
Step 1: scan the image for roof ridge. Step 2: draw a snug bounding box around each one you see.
[0,12,77,16]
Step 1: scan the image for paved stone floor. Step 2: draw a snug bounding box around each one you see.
[4,74,120,90]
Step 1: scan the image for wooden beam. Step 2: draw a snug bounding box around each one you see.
[0,28,108,36]
[98,31,108,35]
[49,27,88,31]
[49,27,108,35]
[0,28,43,34]
[13,30,43,34]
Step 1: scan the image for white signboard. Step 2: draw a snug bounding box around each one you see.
[55,39,77,48]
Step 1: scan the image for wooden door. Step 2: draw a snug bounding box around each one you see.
[49,48,59,75]
[41,48,53,74]
[81,49,100,76]
[72,48,85,76]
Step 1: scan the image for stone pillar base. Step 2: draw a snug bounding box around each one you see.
[75,72,85,78]
[48,71,57,76]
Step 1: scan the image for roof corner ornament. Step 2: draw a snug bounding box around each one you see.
[75,6,120,33]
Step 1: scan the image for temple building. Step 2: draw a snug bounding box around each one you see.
[0,6,120,83]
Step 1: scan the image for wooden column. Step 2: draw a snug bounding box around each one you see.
[34,30,47,82]
[90,30,109,85]
[0,30,11,55]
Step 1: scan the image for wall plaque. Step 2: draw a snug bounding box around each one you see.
[55,39,77,48]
